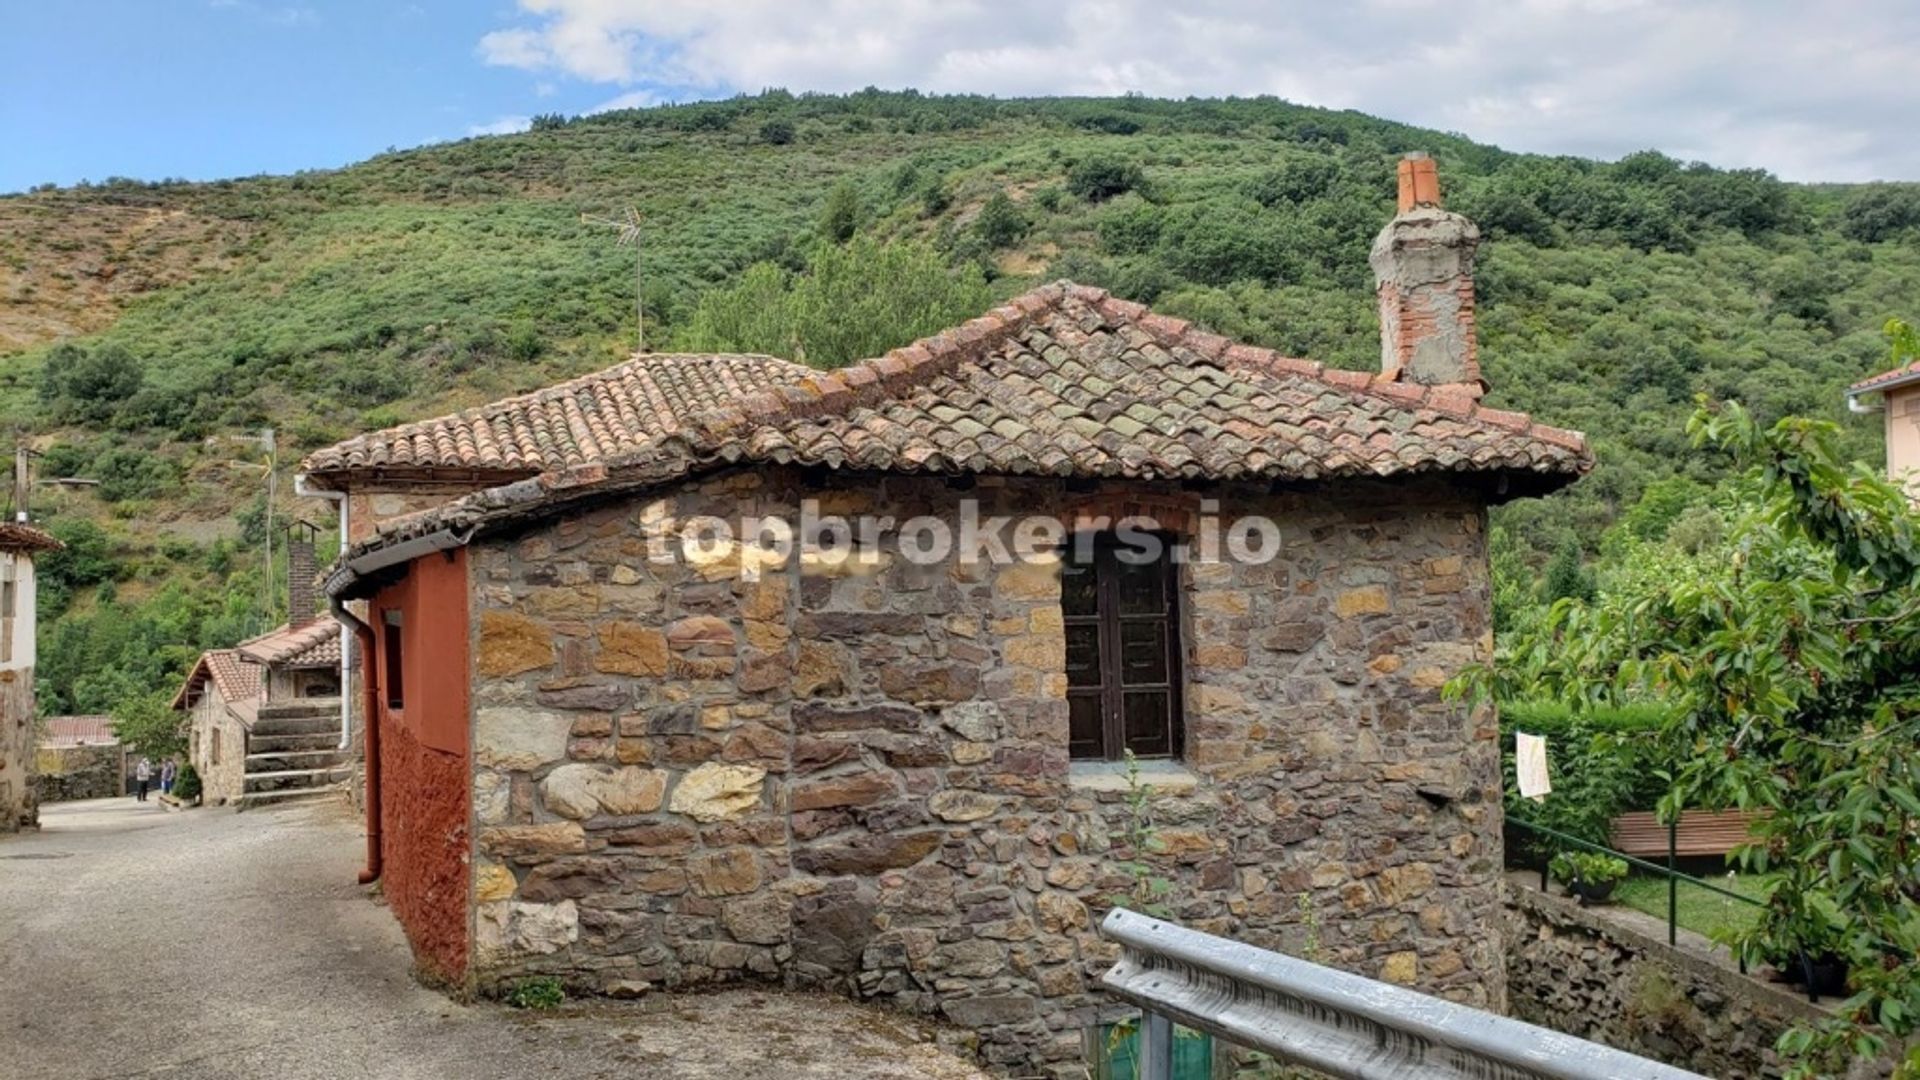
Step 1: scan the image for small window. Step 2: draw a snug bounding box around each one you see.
[1063,532,1185,761]
[210,728,221,765]
[382,609,405,711]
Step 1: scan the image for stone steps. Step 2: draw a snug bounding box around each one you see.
[248,732,341,754]
[250,714,339,739]
[234,783,348,810]
[244,765,353,792]
[244,749,349,769]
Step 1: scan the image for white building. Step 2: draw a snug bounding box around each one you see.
[0,521,62,833]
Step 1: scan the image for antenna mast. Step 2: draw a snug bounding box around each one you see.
[580,207,645,353]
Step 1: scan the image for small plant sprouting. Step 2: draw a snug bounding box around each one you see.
[1107,750,1175,918]
[504,976,565,1010]
[1295,892,1323,964]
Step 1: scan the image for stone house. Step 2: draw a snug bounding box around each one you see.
[0,521,61,833]
[174,607,349,806]
[175,647,264,804]
[35,715,126,803]
[300,156,1591,1075]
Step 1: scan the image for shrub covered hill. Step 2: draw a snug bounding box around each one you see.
[5,90,1920,717]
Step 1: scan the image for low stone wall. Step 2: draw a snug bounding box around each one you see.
[1504,885,1867,1079]
[34,742,124,802]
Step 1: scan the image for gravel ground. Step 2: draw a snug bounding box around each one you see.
[0,796,987,1080]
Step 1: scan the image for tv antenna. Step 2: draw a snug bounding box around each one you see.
[581,207,646,354]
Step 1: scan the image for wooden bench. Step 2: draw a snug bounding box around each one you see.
[1608,809,1764,858]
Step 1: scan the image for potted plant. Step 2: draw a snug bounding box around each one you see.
[1550,851,1629,905]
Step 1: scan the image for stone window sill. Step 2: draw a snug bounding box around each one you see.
[1067,759,1199,795]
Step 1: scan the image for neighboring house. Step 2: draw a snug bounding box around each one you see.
[0,520,61,833]
[174,648,264,804]
[1846,359,1920,498]
[35,714,125,803]
[298,155,1592,1074]
[175,532,351,807]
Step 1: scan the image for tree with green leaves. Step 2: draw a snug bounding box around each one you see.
[111,690,186,760]
[1462,393,1920,1077]
[818,180,861,243]
[1539,536,1597,605]
[679,237,990,369]
[973,191,1027,250]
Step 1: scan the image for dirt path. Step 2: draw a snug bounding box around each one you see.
[0,797,987,1080]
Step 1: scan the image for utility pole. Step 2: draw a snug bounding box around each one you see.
[219,428,278,630]
[581,207,646,353]
[13,445,28,524]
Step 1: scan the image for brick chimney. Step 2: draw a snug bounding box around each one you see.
[286,523,318,629]
[1369,152,1483,389]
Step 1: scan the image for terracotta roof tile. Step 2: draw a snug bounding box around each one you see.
[324,281,1592,577]
[1848,359,1920,395]
[0,523,62,554]
[171,649,264,712]
[236,620,341,669]
[40,715,116,748]
[301,353,809,480]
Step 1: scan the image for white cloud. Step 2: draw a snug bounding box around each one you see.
[588,89,657,114]
[473,0,1920,181]
[467,115,533,137]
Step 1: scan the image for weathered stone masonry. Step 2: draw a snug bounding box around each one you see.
[463,466,1504,1074]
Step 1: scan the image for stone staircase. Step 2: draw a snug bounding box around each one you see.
[239,701,352,810]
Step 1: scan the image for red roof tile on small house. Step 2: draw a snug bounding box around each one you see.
[171,649,265,714]
[302,353,809,485]
[0,523,63,554]
[316,282,1593,583]
[40,715,116,748]
[236,619,341,670]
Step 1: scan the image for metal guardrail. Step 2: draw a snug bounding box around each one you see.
[1097,908,1710,1080]
[1505,817,1768,979]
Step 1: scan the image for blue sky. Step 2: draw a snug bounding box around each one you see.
[5,1,1917,193]
[0,0,679,193]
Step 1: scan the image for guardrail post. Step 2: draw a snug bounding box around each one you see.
[1137,1009,1174,1080]
[1667,817,1678,947]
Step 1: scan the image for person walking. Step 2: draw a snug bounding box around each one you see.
[134,758,152,802]
[160,759,176,797]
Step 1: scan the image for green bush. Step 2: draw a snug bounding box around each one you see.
[974,192,1027,250]
[679,237,989,369]
[505,976,564,1010]
[1502,701,1668,850]
[1066,155,1144,202]
[818,181,860,243]
[172,761,202,802]
[92,447,178,503]
[1550,850,1628,887]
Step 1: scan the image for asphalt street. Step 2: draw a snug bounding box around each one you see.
[0,796,983,1080]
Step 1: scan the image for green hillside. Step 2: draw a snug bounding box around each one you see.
[5,90,1919,717]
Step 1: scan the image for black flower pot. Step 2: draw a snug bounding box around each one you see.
[1571,877,1617,905]
[1803,952,1849,998]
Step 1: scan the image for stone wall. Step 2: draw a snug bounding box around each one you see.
[34,742,124,802]
[1,666,37,831]
[1504,886,1875,1079]
[187,691,247,806]
[462,468,1501,1076]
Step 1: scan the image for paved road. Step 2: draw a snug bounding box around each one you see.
[0,796,984,1080]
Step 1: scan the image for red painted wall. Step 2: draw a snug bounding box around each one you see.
[370,547,471,985]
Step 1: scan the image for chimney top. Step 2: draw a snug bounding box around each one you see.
[1372,153,1482,391]
[1397,152,1441,213]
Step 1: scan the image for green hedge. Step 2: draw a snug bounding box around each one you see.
[1500,701,1670,852]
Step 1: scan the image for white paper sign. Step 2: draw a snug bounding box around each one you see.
[1515,731,1551,802]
